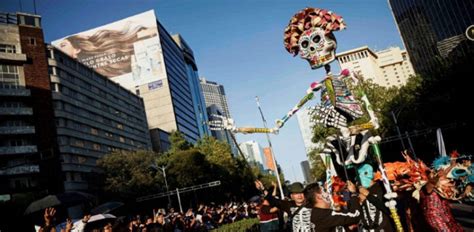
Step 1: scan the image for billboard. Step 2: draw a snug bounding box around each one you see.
[52,10,166,90]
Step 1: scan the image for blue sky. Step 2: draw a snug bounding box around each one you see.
[1,0,404,183]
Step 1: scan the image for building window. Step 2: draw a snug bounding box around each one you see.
[91,127,98,135]
[0,44,16,53]
[117,123,124,130]
[119,136,125,143]
[93,143,101,151]
[9,139,25,146]
[0,64,20,87]
[29,38,36,46]
[105,132,113,138]
[73,139,84,147]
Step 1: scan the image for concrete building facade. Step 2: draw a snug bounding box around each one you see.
[0,12,62,196]
[336,46,415,87]
[1,12,151,195]
[47,46,151,192]
[52,10,202,149]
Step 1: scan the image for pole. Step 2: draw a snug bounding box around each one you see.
[371,142,404,232]
[255,96,285,199]
[176,188,183,213]
[405,131,417,159]
[161,166,172,209]
[391,111,406,151]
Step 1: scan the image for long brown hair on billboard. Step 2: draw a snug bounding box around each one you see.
[57,22,157,78]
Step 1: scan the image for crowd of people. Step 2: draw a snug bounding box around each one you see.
[253,153,473,232]
[35,152,473,232]
[36,200,265,232]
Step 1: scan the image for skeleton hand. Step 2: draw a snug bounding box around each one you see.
[276,119,285,128]
[208,115,236,131]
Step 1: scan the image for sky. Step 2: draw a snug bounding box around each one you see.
[0,0,405,183]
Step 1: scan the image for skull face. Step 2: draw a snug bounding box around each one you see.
[298,27,337,69]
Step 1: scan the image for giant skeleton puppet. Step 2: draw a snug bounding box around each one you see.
[209,8,403,231]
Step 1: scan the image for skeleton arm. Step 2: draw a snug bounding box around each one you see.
[208,115,278,134]
[275,81,323,129]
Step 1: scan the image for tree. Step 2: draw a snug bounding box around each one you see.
[97,150,161,198]
[166,149,213,188]
[307,149,326,182]
[169,130,192,153]
[196,136,237,174]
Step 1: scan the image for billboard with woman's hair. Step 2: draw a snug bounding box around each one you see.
[52,10,165,90]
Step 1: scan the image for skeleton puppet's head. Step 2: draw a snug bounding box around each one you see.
[284,8,346,69]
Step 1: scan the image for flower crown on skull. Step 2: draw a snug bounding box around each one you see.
[284,8,346,56]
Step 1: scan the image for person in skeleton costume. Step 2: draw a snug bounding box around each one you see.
[256,180,312,232]
[304,181,361,232]
[357,164,395,232]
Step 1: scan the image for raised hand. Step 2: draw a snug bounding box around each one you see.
[65,218,73,232]
[346,180,356,193]
[254,180,264,191]
[44,207,56,226]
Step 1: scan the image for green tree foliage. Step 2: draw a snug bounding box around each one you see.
[166,149,213,188]
[197,136,237,175]
[307,149,326,182]
[97,150,160,198]
[169,130,192,153]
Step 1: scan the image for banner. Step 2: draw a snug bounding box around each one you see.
[52,10,166,90]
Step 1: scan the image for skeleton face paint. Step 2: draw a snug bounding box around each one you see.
[358,164,374,188]
[298,27,337,69]
[321,190,332,204]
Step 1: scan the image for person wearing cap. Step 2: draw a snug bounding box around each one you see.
[256,180,309,231]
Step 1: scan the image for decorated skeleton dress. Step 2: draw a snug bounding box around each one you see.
[359,182,395,232]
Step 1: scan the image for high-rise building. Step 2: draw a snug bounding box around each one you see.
[52,10,201,147]
[0,12,151,197]
[388,0,474,75]
[296,107,320,154]
[300,160,313,184]
[199,78,238,154]
[172,34,210,138]
[239,140,265,171]
[336,46,415,87]
[47,45,151,192]
[207,105,230,141]
[200,78,231,118]
[1,12,61,195]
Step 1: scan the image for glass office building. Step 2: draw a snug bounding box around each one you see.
[389,0,474,74]
[172,34,210,138]
[157,23,200,143]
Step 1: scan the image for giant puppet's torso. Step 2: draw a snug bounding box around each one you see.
[320,74,364,122]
